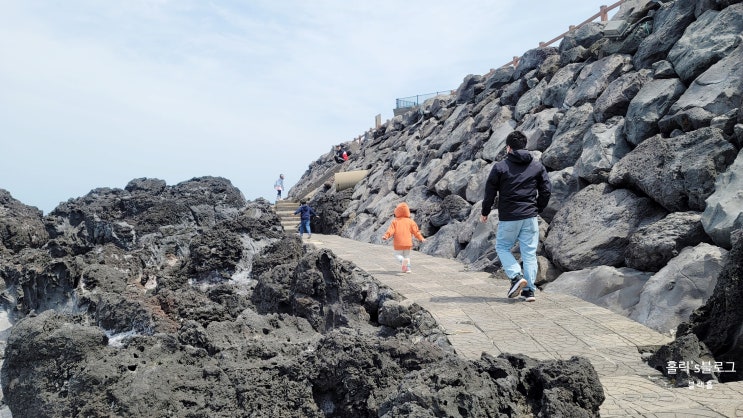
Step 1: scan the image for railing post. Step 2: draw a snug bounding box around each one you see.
[600,5,608,21]
[569,25,576,31]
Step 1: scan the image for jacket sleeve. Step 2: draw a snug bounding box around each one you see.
[294,207,300,215]
[412,222,425,242]
[382,221,395,240]
[310,208,316,217]
[536,165,552,213]
[481,165,500,217]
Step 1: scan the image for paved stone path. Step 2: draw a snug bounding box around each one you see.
[307,234,743,417]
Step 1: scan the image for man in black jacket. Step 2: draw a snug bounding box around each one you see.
[481,131,551,302]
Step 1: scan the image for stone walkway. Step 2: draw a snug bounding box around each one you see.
[307,234,743,417]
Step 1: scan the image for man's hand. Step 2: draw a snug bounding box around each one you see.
[480,215,488,223]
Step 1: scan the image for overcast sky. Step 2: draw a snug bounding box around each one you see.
[1,0,618,214]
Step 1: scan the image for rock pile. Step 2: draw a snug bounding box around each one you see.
[291,0,743,384]
[0,177,604,416]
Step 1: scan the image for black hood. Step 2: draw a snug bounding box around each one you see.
[507,149,533,165]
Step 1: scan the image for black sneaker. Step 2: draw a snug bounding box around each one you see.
[521,288,536,302]
[507,274,527,298]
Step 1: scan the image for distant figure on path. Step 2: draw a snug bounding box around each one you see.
[481,131,551,302]
[274,174,285,202]
[382,202,426,273]
[293,199,316,239]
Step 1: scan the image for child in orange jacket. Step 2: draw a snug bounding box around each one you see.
[382,202,426,273]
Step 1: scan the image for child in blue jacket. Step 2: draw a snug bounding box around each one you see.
[294,200,317,239]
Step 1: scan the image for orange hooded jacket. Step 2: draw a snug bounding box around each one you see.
[382,202,425,250]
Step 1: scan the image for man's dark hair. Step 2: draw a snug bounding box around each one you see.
[506,131,527,150]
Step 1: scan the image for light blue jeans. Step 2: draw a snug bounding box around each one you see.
[495,217,539,291]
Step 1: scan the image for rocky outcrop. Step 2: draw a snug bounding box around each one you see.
[649,229,743,385]
[609,128,738,212]
[702,149,743,248]
[294,0,742,350]
[629,243,727,333]
[0,190,47,253]
[543,183,666,271]
[0,178,604,417]
[625,211,711,272]
[666,4,743,84]
[544,266,651,317]
[660,42,743,133]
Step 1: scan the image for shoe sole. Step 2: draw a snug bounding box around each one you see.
[507,278,527,298]
[524,296,536,302]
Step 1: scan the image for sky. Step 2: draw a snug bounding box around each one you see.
[0,0,619,214]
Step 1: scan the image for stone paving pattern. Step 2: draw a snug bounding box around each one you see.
[308,234,743,417]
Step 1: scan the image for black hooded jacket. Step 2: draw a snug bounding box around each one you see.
[481,149,552,221]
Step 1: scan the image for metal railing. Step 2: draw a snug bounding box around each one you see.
[499,0,627,68]
[395,91,453,109]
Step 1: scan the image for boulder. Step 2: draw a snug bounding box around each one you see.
[574,116,631,184]
[500,77,529,106]
[514,79,548,121]
[521,108,559,152]
[434,116,476,159]
[630,243,728,334]
[660,43,743,133]
[563,54,633,108]
[513,47,559,80]
[482,66,515,93]
[609,128,738,212]
[429,194,472,227]
[677,229,743,382]
[625,211,712,272]
[651,60,678,78]
[456,203,497,267]
[540,167,579,224]
[623,78,686,146]
[544,183,667,271]
[455,74,484,104]
[542,103,594,170]
[542,63,584,109]
[544,266,650,316]
[482,115,517,162]
[0,189,48,253]
[593,69,652,122]
[559,22,604,52]
[633,0,698,69]
[434,160,486,199]
[465,160,493,203]
[701,149,743,249]
[647,333,717,387]
[667,5,743,84]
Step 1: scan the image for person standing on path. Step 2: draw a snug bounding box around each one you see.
[382,202,426,273]
[293,199,316,239]
[481,131,551,302]
[274,174,285,203]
